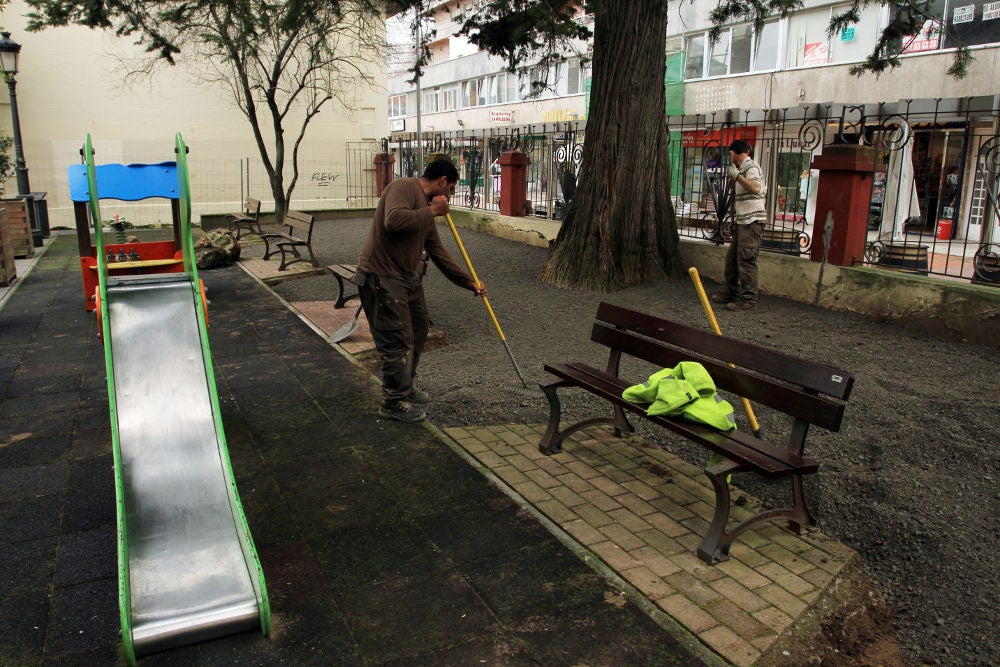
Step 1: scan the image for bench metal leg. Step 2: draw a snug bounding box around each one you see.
[275,244,319,271]
[538,381,634,455]
[698,463,815,564]
[277,245,303,271]
[332,274,358,308]
[262,236,279,261]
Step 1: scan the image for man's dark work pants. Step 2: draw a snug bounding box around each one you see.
[723,221,763,302]
[358,274,428,403]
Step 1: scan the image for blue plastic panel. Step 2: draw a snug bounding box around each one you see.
[68,162,179,202]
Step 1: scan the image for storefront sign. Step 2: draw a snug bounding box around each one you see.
[681,126,758,149]
[542,109,580,122]
[490,110,513,124]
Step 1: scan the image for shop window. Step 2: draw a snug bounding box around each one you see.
[946,0,1000,47]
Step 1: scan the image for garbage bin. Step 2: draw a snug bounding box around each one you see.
[16,192,49,247]
[936,218,953,241]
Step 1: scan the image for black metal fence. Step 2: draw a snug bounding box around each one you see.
[353,97,1000,286]
[376,126,585,220]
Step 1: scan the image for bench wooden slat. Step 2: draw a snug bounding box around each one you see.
[591,324,847,432]
[596,302,855,400]
[548,362,817,478]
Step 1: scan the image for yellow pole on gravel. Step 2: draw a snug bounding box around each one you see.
[444,213,529,388]
[688,267,762,437]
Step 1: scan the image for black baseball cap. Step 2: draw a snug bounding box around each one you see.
[729,140,752,155]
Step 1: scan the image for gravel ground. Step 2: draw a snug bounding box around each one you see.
[264,215,1000,667]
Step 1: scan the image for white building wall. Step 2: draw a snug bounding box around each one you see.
[0,0,387,228]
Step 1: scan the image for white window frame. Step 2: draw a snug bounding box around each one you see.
[684,21,782,80]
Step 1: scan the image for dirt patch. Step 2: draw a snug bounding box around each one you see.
[274,217,1000,667]
[760,558,907,666]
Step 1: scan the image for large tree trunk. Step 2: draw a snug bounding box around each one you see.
[540,0,680,291]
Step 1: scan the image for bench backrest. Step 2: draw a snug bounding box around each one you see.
[282,210,314,239]
[244,198,261,218]
[593,302,854,432]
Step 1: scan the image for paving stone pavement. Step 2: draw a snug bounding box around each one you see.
[234,238,865,667]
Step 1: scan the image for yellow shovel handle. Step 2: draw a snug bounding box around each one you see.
[688,267,761,436]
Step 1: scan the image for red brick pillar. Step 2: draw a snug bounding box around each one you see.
[373,153,395,195]
[809,145,875,266]
[498,151,531,217]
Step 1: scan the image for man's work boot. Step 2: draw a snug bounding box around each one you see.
[726,299,757,311]
[409,387,431,404]
[379,400,427,423]
[712,291,737,304]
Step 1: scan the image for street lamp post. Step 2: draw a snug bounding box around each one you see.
[0,32,29,196]
[0,31,46,247]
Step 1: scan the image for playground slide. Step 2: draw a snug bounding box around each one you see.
[78,134,268,662]
[108,277,261,654]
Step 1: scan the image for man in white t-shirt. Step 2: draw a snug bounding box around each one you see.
[713,140,766,310]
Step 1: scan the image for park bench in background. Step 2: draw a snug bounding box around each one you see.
[261,210,319,271]
[228,197,261,238]
[539,302,854,564]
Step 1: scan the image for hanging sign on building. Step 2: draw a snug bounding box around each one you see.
[902,19,942,52]
[984,1,1000,20]
[490,110,513,124]
[952,5,975,23]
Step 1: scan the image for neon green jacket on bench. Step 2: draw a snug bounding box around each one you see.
[621,361,736,432]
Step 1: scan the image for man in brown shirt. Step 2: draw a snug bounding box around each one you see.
[355,159,485,422]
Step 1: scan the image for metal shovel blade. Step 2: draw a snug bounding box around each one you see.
[330,304,362,342]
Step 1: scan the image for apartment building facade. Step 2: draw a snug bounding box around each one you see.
[385,0,1000,283]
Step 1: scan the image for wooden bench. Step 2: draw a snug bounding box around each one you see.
[261,210,319,270]
[539,302,854,564]
[228,197,261,238]
[327,263,359,308]
[326,252,430,307]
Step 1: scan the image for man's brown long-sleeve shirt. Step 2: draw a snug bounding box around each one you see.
[358,178,471,287]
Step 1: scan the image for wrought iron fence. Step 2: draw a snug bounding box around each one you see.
[664,97,1000,285]
[382,123,586,220]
